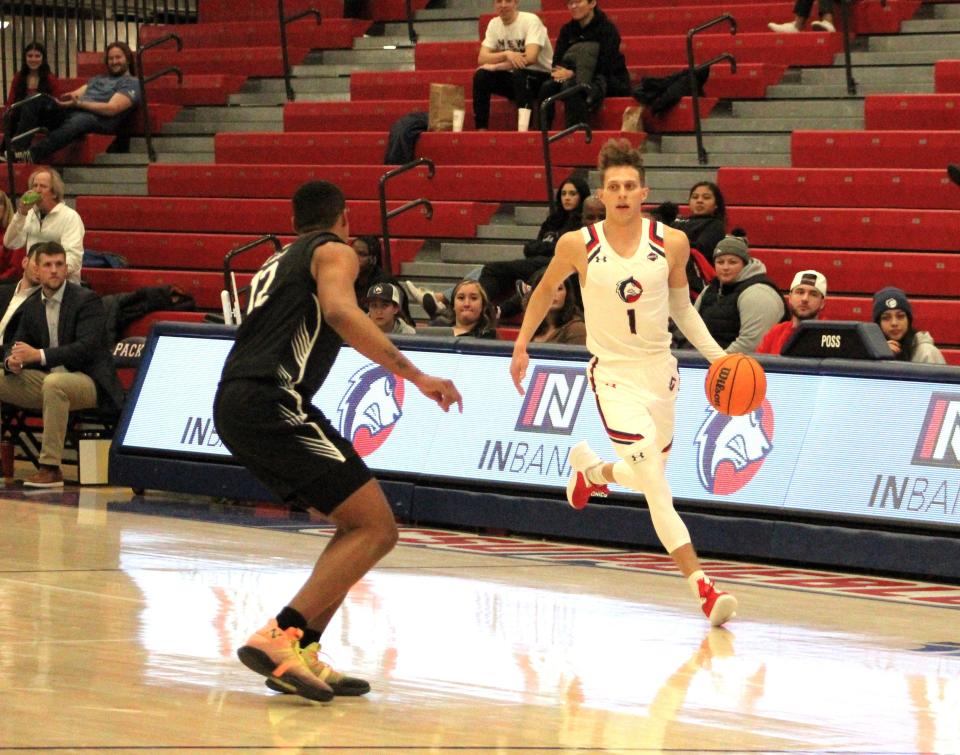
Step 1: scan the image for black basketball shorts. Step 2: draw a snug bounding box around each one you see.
[214,379,373,515]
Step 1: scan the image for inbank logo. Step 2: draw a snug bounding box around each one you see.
[912,392,960,469]
[515,366,587,435]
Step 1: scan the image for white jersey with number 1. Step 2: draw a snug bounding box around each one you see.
[581,219,673,367]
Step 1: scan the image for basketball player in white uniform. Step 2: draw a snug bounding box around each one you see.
[510,139,737,626]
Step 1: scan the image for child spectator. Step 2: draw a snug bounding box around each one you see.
[1,42,62,156]
[536,0,631,130]
[872,287,946,365]
[768,1,836,33]
[523,268,586,345]
[473,0,553,131]
[365,282,416,336]
[756,270,828,354]
[686,234,785,354]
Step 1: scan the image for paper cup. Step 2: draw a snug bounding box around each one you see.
[451,108,465,132]
[517,107,532,132]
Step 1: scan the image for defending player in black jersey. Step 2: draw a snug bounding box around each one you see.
[214,181,462,703]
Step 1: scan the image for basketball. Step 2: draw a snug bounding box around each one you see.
[705,354,767,416]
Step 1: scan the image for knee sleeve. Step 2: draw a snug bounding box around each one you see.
[612,440,691,553]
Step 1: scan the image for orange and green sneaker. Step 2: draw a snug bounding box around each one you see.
[265,642,370,697]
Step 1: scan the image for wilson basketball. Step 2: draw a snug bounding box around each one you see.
[705,354,767,416]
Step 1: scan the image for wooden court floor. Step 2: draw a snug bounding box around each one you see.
[1,487,958,754]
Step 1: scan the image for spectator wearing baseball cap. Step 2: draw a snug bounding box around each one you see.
[756,269,828,355]
[873,286,945,364]
[365,282,416,336]
[681,233,785,354]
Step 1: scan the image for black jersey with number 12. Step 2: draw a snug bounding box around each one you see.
[219,231,345,397]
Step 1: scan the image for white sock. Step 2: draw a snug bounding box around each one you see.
[687,569,707,599]
[584,462,606,486]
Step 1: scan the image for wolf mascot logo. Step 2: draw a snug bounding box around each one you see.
[616,277,644,303]
[337,364,405,457]
[694,400,774,495]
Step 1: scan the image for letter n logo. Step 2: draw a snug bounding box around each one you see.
[912,392,960,469]
[515,366,586,435]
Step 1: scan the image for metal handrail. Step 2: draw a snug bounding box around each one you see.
[405,0,418,43]
[686,14,737,165]
[136,31,182,162]
[538,84,592,216]
[278,2,321,101]
[143,66,183,86]
[378,158,436,275]
[221,235,283,325]
[3,93,58,200]
[839,0,857,95]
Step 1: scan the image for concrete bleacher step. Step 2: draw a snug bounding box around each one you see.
[641,152,792,168]
[318,48,416,66]
[867,33,960,51]
[441,241,527,263]
[229,92,351,105]
[731,99,864,118]
[475,224,540,242]
[768,82,933,97]
[798,65,934,86]
[701,116,866,132]
[240,77,351,95]
[129,136,215,153]
[842,50,959,65]
[93,152,215,165]
[656,134,791,155]
[173,106,284,125]
[901,18,960,32]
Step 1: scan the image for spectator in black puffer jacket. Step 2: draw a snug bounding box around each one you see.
[681,234,786,354]
[535,0,631,130]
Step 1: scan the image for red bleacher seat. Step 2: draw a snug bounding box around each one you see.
[717,167,960,210]
[78,48,310,79]
[76,197,498,238]
[825,296,960,345]
[58,74,246,106]
[865,94,960,130]
[148,163,558,203]
[934,60,960,93]
[415,33,841,70]
[199,0,346,22]
[120,310,209,338]
[283,97,715,133]
[754,248,959,297]
[350,65,784,102]
[84,230,425,276]
[214,131,642,167]
[942,349,960,366]
[725,206,958,252]
[138,17,369,51]
[791,130,960,169]
[479,3,916,36]
[85,268,244,310]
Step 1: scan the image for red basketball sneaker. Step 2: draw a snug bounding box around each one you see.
[697,577,738,627]
[566,441,609,510]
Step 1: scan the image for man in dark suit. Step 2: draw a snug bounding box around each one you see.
[0,241,123,487]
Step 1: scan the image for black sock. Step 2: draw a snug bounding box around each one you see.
[300,627,321,648]
[275,606,307,632]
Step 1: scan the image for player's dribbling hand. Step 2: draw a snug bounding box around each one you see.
[510,347,528,396]
[415,374,463,413]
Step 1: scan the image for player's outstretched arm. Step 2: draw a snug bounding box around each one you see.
[664,227,726,364]
[314,243,463,412]
[510,232,582,395]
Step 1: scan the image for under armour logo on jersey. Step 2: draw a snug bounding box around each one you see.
[630,449,646,463]
[647,251,659,261]
[591,254,607,264]
[616,277,643,303]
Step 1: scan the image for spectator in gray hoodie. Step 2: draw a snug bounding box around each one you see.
[684,234,786,353]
